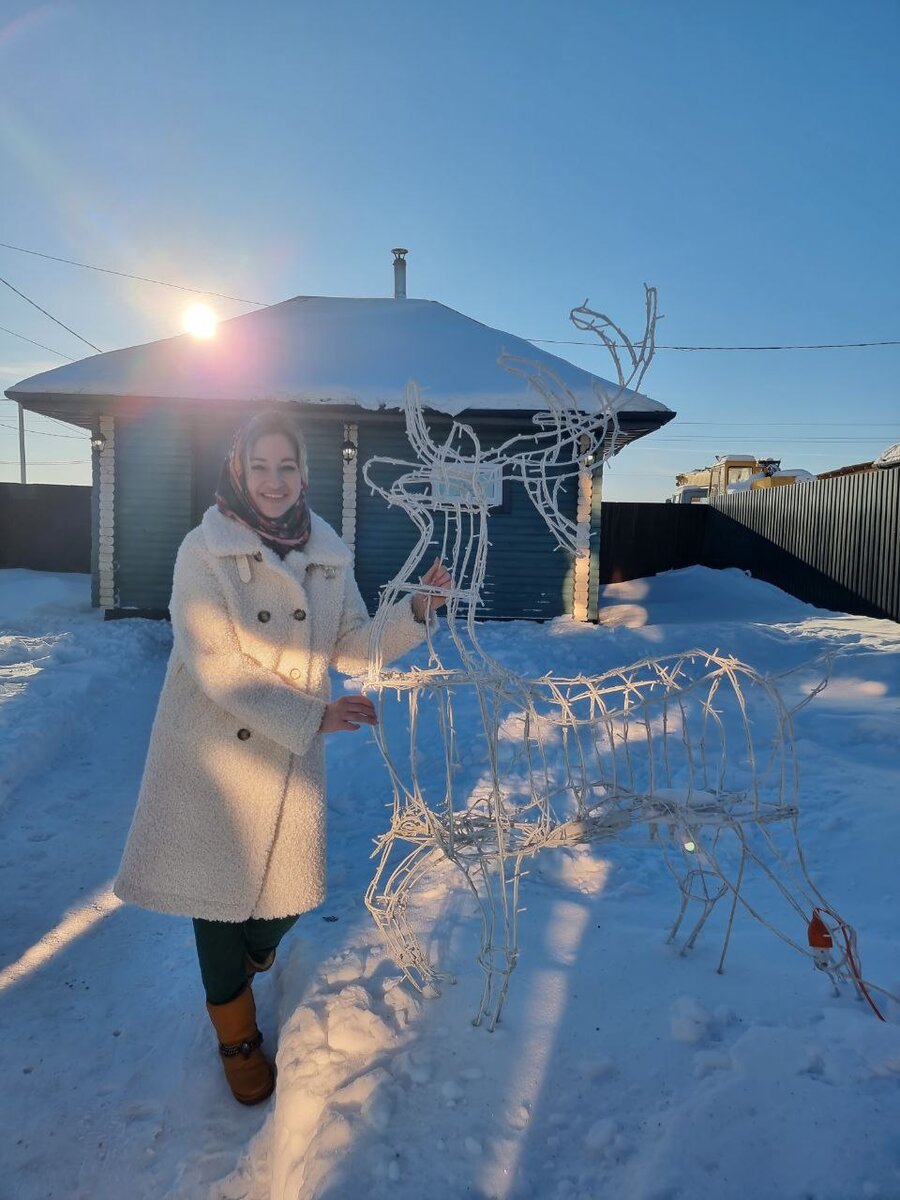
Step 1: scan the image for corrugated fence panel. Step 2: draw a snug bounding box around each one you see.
[706,470,899,622]
[0,483,91,573]
[598,502,706,585]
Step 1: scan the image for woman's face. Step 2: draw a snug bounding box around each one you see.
[246,432,303,519]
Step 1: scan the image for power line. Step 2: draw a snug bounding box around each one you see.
[2,240,897,353]
[0,274,102,353]
[0,241,269,307]
[0,458,88,465]
[0,421,85,439]
[674,421,897,427]
[0,403,87,435]
[0,324,74,360]
[651,437,889,444]
[530,337,900,351]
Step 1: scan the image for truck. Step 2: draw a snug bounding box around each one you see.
[669,456,812,503]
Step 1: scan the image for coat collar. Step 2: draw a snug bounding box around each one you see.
[200,506,352,569]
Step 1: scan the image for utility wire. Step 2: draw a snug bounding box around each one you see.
[2,240,897,352]
[0,241,269,307]
[0,274,102,353]
[0,324,74,360]
[529,337,900,351]
[651,437,889,444]
[674,420,897,427]
[0,421,85,439]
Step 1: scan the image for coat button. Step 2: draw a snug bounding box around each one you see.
[290,668,301,679]
[237,728,251,740]
[253,552,263,562]
[293,608,306,621]
[257,610,271,623]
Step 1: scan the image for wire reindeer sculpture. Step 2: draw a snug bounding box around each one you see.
[359,288,888,1029]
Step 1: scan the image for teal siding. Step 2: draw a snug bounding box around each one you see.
[355,413,576,619]
[107,404,579,618]
[114,408,193,610]
[111,407,345,612]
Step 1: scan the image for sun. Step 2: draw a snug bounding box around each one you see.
[182,303,218,339]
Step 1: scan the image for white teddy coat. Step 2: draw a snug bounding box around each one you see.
[114,506,429,921]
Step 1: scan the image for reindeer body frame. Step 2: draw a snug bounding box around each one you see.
[358,292,875,1029]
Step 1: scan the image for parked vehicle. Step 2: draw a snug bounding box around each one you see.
[669,455,813,503]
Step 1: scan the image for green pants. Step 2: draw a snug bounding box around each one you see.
[192,914,300,1005]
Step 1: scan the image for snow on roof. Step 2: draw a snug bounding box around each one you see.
[6,296,671,419]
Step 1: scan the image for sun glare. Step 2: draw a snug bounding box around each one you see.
[0,885,122,993]
[182,302,218,339]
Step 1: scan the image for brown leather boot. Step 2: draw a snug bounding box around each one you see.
[206,984,275,1105]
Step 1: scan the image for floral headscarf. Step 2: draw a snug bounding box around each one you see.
[215,411,312,555]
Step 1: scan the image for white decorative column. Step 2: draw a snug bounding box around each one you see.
[572,465,593,622]
[97,415,116,609]
[341,422,358,557]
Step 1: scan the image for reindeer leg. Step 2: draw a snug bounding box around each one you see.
[680,868,727,954]
[668,863,728,956]
[365,837,453,996]
[460,845,523,1031]
[716,839,747,974]
[462,849,499,1028]
[666,884,692,947]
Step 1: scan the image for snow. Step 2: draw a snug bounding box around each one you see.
[728,468,816,492]
[6,296,670,419]
[873,442,900,469]
[2,564,899,1200]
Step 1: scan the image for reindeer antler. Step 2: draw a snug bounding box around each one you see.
[570,284,660,399]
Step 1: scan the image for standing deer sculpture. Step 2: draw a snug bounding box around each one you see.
[359,289,886,1029]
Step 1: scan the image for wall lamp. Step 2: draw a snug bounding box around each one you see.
[91,432,107,452]
[341,437,357,465]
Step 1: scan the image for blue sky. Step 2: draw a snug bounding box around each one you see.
[1,0,897,498]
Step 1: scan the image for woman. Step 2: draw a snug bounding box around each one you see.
[115,410,449,1105]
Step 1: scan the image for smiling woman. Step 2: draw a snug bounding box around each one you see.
[113,407,449,1106]
[246,435,304,519]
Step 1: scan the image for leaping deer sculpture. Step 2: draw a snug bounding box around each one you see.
[359,289,887,1029]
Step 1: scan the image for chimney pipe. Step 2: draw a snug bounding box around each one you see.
[392,247,408,299]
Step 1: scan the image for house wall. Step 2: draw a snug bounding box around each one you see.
[113,407,193,611]
[97,405,580,620]
[107,405,347,613]
[354,414,577,619]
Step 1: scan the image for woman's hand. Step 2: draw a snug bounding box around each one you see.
[412,558,452,623]
[319,695,378,734]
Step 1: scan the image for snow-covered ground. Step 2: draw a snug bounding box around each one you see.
[2,566,899,1200]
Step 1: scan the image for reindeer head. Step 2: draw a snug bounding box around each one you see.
[361,287,660,583]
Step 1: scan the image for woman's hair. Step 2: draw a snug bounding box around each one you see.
[241,409,308,479]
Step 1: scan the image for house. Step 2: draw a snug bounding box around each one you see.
[6,260,674,621]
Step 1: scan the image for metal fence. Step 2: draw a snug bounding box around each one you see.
[598,501,705,584]
[1,473,897,623]
[706,468,899,622]
[0,483,91,574]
